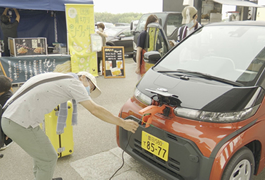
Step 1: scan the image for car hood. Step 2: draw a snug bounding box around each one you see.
[106,36,114,42]
[138,70,264,112]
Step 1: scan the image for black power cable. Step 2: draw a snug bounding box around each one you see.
[109,133,133,180]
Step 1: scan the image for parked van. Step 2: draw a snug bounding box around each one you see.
[117,21,265,180]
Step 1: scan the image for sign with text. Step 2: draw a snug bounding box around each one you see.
[0,55,71,83]
[65,4,97,76]
[103,46,125,78]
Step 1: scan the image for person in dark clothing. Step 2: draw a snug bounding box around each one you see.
[135,14,158,79]
[0,75,13,150]
[0,8,20,56]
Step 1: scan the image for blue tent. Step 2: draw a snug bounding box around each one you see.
[0,0,93,11]
[0,0,94,48]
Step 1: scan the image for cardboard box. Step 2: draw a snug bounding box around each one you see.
[9,37,47,56]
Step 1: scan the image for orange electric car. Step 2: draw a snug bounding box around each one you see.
[116,21,265,180]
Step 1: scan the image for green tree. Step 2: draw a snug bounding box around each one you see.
[95,12,142,24]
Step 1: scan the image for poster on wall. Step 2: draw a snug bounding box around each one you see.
[102,46,125,78]
[0,56,71,84]
[65,4,97,76]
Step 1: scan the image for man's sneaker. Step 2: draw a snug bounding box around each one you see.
[52,178,63,180]
[0,141,13,151]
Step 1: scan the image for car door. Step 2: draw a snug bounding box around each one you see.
[145,23,171,57]
[143,23,171,71]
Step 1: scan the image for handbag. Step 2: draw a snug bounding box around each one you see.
[140,49,147,76]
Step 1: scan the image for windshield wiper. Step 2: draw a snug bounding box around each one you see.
[157,70,187,76]
[158,69,243,87]
[176,69,243,87]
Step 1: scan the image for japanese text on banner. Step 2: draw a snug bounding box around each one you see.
[65,4,97,76]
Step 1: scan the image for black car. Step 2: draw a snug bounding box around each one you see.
[105,26,134,57]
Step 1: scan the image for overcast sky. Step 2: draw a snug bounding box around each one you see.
[93,0,163,14]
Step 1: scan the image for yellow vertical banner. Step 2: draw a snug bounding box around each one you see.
[65,4,97,76]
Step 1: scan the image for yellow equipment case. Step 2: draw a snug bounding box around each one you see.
[43,101,74,158]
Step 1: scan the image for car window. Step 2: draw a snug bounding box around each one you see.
[105,28,123,36]
[135,14,149,32]
[166,14,182,36]
[120,29,133,37]
[135,14,167,32]
[154,25,265,86]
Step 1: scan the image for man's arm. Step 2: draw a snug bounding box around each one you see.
[80,100,139,133]
[2,8,8,16]
[96,31,107,38]
[13,8,20,23]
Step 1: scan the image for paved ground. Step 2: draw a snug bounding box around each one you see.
[1,57,265,180]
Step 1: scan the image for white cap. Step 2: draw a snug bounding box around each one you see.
[77,71,101,98]
[182,6,198,24]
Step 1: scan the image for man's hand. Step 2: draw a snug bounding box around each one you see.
[121,119,139,133]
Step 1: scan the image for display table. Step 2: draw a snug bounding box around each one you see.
[0,54,71,84]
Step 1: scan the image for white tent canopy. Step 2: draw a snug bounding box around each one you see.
[213,0,263,8]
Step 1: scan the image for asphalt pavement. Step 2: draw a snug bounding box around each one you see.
[1,57,265,180]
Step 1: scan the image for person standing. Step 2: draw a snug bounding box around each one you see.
[177,6,201,42]
[0,8,20,56]
[96,23,107,74]
[135,14,158,79]
[1,71,139,180]
[0,75,13,151]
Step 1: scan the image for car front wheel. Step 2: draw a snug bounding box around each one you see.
[222,146,254,180]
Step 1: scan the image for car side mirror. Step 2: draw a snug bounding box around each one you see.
[144,51,161,64]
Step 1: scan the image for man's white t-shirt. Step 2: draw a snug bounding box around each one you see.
[186,23,202,37]
[3,72,91,128]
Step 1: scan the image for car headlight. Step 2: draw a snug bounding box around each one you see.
[134,88,152,105]
[174,105,259,122]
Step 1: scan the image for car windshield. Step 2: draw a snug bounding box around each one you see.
[154,24,265,86]
[135,13,167,32]
[105,28,124,36]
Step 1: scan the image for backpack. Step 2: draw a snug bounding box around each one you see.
[177,23,199,42]
[177,25,187,42]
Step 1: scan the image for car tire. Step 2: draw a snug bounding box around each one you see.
[132,52,136,62]
[222,146,254,180]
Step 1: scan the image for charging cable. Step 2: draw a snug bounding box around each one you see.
[109,133,133,180]
[109,118,155,179]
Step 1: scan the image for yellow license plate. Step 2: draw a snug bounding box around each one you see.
[141,131,169,161]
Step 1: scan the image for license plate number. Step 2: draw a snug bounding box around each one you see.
[141,131,169,161]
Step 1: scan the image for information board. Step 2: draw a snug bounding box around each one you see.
[102,46,125,78]
[9,37,47,57]
[0,55,71,84]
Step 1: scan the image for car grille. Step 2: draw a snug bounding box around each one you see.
[132,134,184,180]
[121,116,207,180]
